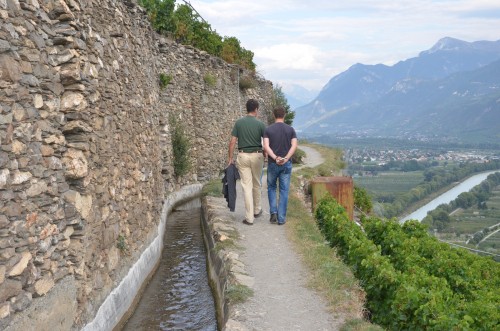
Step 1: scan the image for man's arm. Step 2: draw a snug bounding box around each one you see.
[263,137,277,161]
[283,138,298,161]
[228,136,237,166]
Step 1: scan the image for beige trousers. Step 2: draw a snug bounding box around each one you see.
[236,152,264,223]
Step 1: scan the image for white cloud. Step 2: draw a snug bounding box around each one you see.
[184,0,500,90]
[254,44,323,71]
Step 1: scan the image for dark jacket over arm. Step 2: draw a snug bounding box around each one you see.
[222,164,240,212]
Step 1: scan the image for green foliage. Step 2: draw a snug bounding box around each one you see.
[203,73,217,87]
[139,1,256,71]
[354,186,373,214]
[159,73,172,89]
[172,4,222,55]
[226,284,253,304]
[315,196,500,330]
[292,148,305,165]
[238,75,257,89]
[202,179,222,197]
[169,114,191,177]
[220,36,255,71]
[139,0,175,34]
[116,234,127,252]
[271,84,295,125]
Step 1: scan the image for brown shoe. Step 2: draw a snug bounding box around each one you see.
[242,219,253,226]
[254,209,263,218]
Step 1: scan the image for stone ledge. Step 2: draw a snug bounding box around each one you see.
[201,196,252,331]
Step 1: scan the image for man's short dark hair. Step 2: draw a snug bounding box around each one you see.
[273,106,286,119]
[246,99,259,113]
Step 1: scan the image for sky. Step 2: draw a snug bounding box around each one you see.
[185,0,500,92]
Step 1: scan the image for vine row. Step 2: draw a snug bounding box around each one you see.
[315,196,500,330]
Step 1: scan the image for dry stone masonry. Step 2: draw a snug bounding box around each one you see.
[0,0,273,328]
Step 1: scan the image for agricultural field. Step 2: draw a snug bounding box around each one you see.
[443,186,500,257]
[478,231,500,252]
[353,170,500,258]
[449,208,499,233]
[353,171,424,195]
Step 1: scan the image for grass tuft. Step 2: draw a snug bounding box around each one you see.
[202,179,223,197]
[226,284,253,304]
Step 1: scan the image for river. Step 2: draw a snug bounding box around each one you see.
[400,170,500,223]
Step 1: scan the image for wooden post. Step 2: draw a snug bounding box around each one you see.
[311,176,354,220]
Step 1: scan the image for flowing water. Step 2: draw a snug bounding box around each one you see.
[400,170,499,223]
[122,199,217,331]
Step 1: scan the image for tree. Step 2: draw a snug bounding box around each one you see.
[271,85,295,125]
[139,0,176,34]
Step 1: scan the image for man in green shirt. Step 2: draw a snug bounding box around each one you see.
[227,99,266,225]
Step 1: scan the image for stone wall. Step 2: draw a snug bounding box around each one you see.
[0,0,273,328]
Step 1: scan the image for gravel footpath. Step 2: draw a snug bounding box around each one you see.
[225,146,341,331]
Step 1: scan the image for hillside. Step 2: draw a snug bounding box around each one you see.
[295,37,500,144]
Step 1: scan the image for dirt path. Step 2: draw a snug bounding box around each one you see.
[295,145,324,170]
[226,147,340,331]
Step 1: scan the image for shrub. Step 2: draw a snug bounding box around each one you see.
[203,73,217,87]
[239,75,257,89]
[116,234,128,253]
[354,186,373,214]
[159,73,172,89]
[169,114,191,177]
[292,148,305,164]
[139,0,257,71]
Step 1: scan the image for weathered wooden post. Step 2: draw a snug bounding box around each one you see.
[311,176,354,220]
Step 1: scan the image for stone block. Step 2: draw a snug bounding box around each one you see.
[33,276,54,296]
[8,251,31,277]
[26,180,48,197]
[62,149,88,179]
[0,248,15,261]
[0,169,9,189]
[0,279,22,302]
[0,55,21,83]
[0,39,10,53]
[60,62,81,85]
[48,49,76,66]
[11,140,26,155]
[3,202,21,218]
[0,215,8,229]
[0,265,5,284]
[60,91,87,112]
[0,302,9,319]
[33,94,43,108]
[11,170,32,185]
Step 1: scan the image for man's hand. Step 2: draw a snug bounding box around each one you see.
[276,156,286,166]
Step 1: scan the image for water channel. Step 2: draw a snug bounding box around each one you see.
[122,199,217,331]
[400,170,500,223]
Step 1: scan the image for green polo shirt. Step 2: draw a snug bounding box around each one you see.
[231,115,266,152]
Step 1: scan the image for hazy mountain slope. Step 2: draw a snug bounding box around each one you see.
[301,59,500,140]
[294,37,500,143]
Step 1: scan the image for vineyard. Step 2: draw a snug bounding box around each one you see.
[315,196,500,330]
[354,171,424,195]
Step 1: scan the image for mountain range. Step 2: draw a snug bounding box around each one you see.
[294,37,500,145]
[280,83,318,110]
